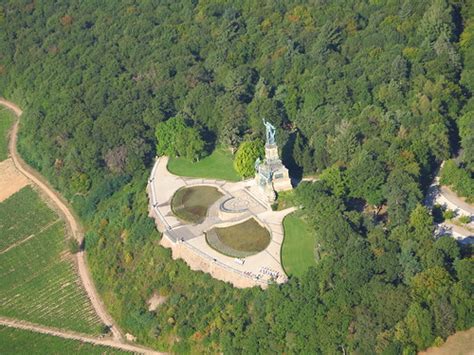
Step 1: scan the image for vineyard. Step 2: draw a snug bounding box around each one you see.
[0,187,103,334]
[0,326,129,354]
[0,108,14,161]
[0,187,56,250]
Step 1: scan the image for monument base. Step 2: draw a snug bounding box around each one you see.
[265,144,279,161]
[255,121,293,201]
[273,178,292,192]
[264,182,277,203]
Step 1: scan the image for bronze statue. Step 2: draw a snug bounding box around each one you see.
[262,119,276,145]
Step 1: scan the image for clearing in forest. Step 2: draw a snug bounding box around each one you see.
[282,214,317,278]
[0,187,103,334]
[168,148,240,181]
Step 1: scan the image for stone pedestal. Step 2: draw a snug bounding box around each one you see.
[255,142,292,202]
[265,144,279,161]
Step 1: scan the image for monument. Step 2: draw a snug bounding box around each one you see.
[255,119,292,202]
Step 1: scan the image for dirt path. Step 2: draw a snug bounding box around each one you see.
[0,317,163,354]
[0,98,144,348]
[0,98,22,116]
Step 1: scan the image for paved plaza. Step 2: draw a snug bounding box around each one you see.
[148,157,296,288]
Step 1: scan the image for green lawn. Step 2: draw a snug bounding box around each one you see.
[167,148,240,181]
[0,187,103,334]
[206,218,271,257]
[171,186,223,224]
[282,214,317,278]
[0,108,14,161]
[0,326,130,354]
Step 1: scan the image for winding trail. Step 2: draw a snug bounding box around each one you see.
[0,98,22,116]
[0,98,162,354]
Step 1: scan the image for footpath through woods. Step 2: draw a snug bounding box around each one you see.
[0,98,163,354]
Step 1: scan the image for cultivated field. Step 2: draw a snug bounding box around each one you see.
[0,326,130,354]
[168,148,240,181]
[0,187,103,334]
[0,187,56,251]
[0,159,29,203]
[0,108,14,161]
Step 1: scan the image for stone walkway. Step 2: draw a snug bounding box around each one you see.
[148,157,296,288]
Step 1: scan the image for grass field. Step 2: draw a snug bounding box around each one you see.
[0,108,14,161]
[0,187,103,334]
[0,326,130,354]
[171,186,223,224]
[206,218,271,257]
[282,214,317,278]
[168,148,240,181]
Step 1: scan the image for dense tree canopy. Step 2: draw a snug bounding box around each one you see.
[0,0,472,353]
[155,114,206,161]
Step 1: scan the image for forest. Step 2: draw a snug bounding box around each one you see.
[0,0,473,353]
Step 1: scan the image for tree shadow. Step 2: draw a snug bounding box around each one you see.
[281,131,303,184]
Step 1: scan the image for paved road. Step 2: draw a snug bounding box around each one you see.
[0,317,163,354]
[439,185,474,215]
[426,173,473,240]
[1,98,162,353]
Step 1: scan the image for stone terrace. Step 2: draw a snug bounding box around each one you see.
[148,157,296,288]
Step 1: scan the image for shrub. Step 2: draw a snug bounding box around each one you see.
[443,209,456,220]
[440,160,474,202]
[68,238,80,254]
[233,140,264,178]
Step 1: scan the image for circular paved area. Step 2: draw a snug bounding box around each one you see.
[220,197,250,213]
